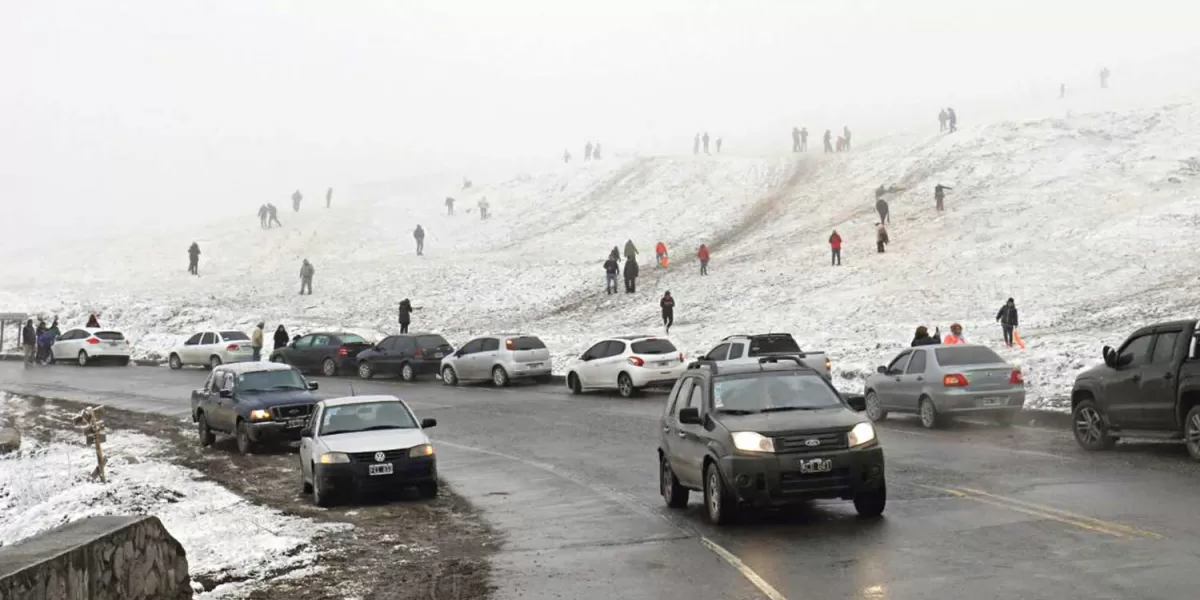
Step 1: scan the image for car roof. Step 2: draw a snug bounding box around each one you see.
[301,331,357,337]
[384,332,440,338]
[611,334,660,341]
[320,395,405,408]
[67,327,122,333]
[215,362,297,374]
[689,359,818,378]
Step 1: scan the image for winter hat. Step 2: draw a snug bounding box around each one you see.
[1007,297,1014,303]
[915,326,928,336]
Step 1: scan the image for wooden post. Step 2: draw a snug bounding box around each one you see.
[75,406,107,483]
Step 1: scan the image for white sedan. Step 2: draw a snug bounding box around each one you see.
[51,328,131,366]
[168,330,255,369]
[565,335,687,397]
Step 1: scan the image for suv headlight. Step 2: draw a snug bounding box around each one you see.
[248,409,271,420]
[731,431,775,453]
[848,422,876,447]
[318,452,350,464]
[409,444,434,457]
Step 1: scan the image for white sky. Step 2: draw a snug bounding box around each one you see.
[1,0,1197,232]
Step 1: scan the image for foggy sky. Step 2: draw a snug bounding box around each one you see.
[1,0,1197,235]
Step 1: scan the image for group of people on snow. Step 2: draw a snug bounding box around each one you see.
[790,126,852,153]
[908,299,1020,349]
[938,108,958,132]
[20,317,61,367]
[256,187,333,228]
[444,196,490,219]
[693,133,721,154]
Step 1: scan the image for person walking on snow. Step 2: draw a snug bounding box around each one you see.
[996,298,1019,348]
[792,127,801,152]
[623,256,639,293]
[585,141,593,161]
[693,133,700,155]
[843,127,852,151]
[912,326,941,347]
[267,203,282,228]
[947,108,958,132]
[414,225,426,256]
[86,314,101,328]
[938,109,948,132]
[478,197,490,220]
[716,138,722,153]
[563,149,572,163]
[258,204,269,228]
[829,230,842,266]
[462,176,472,190]
[608,246,620,262]
[604,255,620,294]
[299,259,315,295]
[823,130,834,153]
[273,325,290,351]
[800,127,808,151]
[876,197,890,223]
[187,242,201,275]
[702,133,710,154]
[935,184,952,211]
[593,144,602,160]
[292,189,303,212]
[326,187,333,208]
[876,223,889,253]
[21,319,36,367]
[698,244,710,275]
[445,197,455,216]
[251,322,264,361]
[660,291,675,333]
[1100,67,1110,88]
[398,298,420,333]
[623,239,638,260]
[942,323,967,344]
[655,241,667,267]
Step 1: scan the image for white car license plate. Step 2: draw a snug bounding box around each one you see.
[286,418,306,428]
[656,361,671,367]
[981,397,1006,406]
[527,362,543,368]
[369,463,394,476]
[108,341,121,347]
[799,458,833,474]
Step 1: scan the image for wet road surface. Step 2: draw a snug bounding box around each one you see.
[3,361,1200,600]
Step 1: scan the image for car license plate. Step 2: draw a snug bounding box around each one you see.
[434,353,444,358]
[981,397,1006,406]
[369,463,393,476]
[799,458,833,474]
[527,362,543,368]
[286,418,306,428]
[108,341,121,346]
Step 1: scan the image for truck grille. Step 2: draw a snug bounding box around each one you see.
[779,468,851,493]
[349,449,409,463]
[774,430,848,453]
[272,403,313,419]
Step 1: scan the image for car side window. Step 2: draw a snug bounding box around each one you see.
[706,343,731,361]
[61,329,80,341]
[460,339,484,355]
[311,334,331,347]
[481,338,500,352]
[1151,332,1179,364]
[906,351,927,374]
[201,332,216,345]
[583,342,607,360]
[208,372,222,393]
[673,379,696,417]
[185,333,202,346]
[604,341,626,358]
[728,344,745,360]
[886,352,911,374]
[295,335,314,348]
[664,378,686,416]
[688,382,705,411]
[399,337,417,353]
[1119,335,1153,367]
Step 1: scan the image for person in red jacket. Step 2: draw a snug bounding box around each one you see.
[655,241,668,268]
[829,230,842,266]
[698,244,710,275]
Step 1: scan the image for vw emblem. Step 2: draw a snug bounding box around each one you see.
[803,438,821,447]
[374,452,386,462]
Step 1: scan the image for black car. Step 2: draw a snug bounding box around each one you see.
[355,333,455,381]
[657,357,885,524]
[270,331,373,376]
[190,362,322,454]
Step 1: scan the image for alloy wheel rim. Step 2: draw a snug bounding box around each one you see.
[1075,407,1102,445]
[921,401,934,426]
[1187,413,1200,452]
[620,377,631,396]
[324,360,335,376]
[494,370,503,385]
[444,368,455,383]
[866,394,880,419]
[359,363,370,378]
[403,365,413,380]
[707,471,720,520]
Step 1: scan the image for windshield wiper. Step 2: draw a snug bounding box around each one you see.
[358,425,410,432]
[760,406,820,413]
[269,385,304,390]
[716,409,758,415]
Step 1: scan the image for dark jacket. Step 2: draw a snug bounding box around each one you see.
[86,315,100,328]
[608,248,620,262]
[21,323,36,346]
[604,259,619,275]
[188,243,200,257]
[996,305,1019,327]
[300,262,315,279]
[912,329,941,347]
[660,295,675,313]
[274,327,290,349]
[398,300,414,324]
[623,258,639,279]
[876,199,888,215]
[414,226,425,240]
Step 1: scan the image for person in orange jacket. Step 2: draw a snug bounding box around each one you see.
[655,241,668,268]
[942,323,967,344]
[697,244,710,275]
[829,230,842,266]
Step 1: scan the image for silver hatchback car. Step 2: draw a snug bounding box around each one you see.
[864,344,1025,428]
[440,334,553,387]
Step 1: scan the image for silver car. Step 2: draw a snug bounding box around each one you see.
[863,344,1025,428]
[440,334,552,387]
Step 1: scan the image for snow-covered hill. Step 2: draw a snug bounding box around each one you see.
[4,100,1199,411]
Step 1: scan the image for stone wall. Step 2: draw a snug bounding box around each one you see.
[0,515,192,600]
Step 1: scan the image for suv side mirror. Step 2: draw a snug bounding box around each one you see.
[218,389,233,399]
[876,365,887,374]
[421,418,437,429]
[678,408,701,425]
[307,381,319,390]
[581,354,593,361]
[1102,345,1115,367]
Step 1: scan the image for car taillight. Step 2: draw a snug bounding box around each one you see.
[504,338,515,350]
[628,356,645,367]
[338,346,349,357]
[86,337,100,345]
[414,348,423,358]
[943,373,969,387]
[226,344,240,351]
[1009,369,1024,384]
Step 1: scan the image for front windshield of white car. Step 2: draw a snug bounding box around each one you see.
[237,369,307,392]
[713,373,843,414]
[319,402,418,436]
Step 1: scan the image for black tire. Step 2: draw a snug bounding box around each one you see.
[357,361,374,380]
[865,390,887,422]
[854,485,887,518]
[235,420,254,455]
[77,351,89,367]
[169,354,183,370]
[1072,398,1117,451]
[491,366,509,388]
[400,362,417,383]
[1185,406,1200,462]
[118,357,131,367]
[660,455,689,509]
[567,373,582,395]
[209,355,223,369]
[919,397,941,429]
[312,464,332,507]
[197,413,215,447]
[441,366,459,386]
[703,462,735,525]
[321,358,338,377]
[617,373,637,398]
[418,481,439,499]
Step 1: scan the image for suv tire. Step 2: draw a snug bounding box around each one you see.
[865,390,887,422]
[1072,399,1117,451]
[660,455,689,509]
[919,397,941,429]
[703,462,735,525]
[1185,406,1200,462]
[567,373,582,395]
[236,420,254,455]
[853,485,887,518]
[617,373,637,398]
[169,354,183,370]
[358,361,374,380]
[197,413,216,447]
[492,366,510,388]
[441,366,459,386]
[400,362,416,383]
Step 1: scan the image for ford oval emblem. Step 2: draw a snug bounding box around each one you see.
[374,452,385,462]
[804,438,821,447]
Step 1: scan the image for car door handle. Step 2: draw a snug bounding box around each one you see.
[1132,374,1141,382]
[1164,373,1174,380]
[916,377,924,381]
[677,431,687,438]
[662,426,670,433]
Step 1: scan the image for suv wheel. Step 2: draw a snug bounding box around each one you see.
[1073,399,1117,451]
[197,413,215,447]
[567,373,582,395]
[660,455,689,509]
[865,391,887,421]
[703,462,734,525]
[853,485,887,518]
[401,363,416,383]
[321,358,338,377]
[169,354,183,370]
[209,355,223,369]
[358,361,374,380]
[1185,406,1200,461]
[919,397,941,429]
[617,373,637,398]
[441,366,459,386]
[492,366,510,387]
[235,420,254,455]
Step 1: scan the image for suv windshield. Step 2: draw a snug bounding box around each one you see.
[935,346,1004,366]
[221,331,250,341]
[338,334,367,344]
[319,401,417,435]
[509,336,545,350]
[748,334,800,356]
[713,373,842,413]
[632,339,677,354]
[237,369,307,392]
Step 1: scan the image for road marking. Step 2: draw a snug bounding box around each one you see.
[956,487,1162,539]
[878,425,1069,460]
[700,537,788,600]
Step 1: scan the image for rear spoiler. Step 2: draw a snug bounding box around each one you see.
[754,350,809,359]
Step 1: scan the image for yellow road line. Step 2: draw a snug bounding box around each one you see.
[956,487,1162,539]
[700,537,789,600]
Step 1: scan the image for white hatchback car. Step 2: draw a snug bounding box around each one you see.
[565,335,687,397]
[169,330,255,370]
[51,327,131,366]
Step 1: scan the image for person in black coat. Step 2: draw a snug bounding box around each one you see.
[273,325,290,350]
[603,257,619,294]
[86,314,100,328]
[996,298,1019,347]
[623,257,639,293]
[188,242,201,275]
[21,319,36,366]
[912,326,941,347]
[398,299,420,333]
[660,292,675,332]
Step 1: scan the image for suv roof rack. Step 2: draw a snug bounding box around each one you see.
[757,355,804,368]
[687,359,719,374]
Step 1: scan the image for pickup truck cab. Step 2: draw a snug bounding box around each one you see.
[1071,320,1200,460]
[699,333,832,379]
[191,362,322,454]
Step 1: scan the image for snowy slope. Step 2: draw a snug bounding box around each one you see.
[3,100,1199,411]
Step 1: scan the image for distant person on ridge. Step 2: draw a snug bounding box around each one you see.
[792,126,801,152]
[876,223,889,253]
[1060,83,1066,99]
[623,256,639,293]
[86,314,100,328]
[843,127,852,151]
[702,132,710,154]
[836,136,846,152]
[273,325,290,351]
[604,255,620,294]
[462,176,472,190]
[398,298,420,333]
[829,230,842,266]
[938,109,948,132]
[299,259,315,295]
[1100,67,1110,88]
[267,203,282,228]
[655,241,667,267]
[258,204,269,228]
[585,141,593,161]
[935,184,952,211]
[445,196,455,216]
[693,133,700,155]
[912,326,940,347]
[698,244,710,275]
[593,143,602,160]
[292,189,302,212]
[823,130,834,153]
[800,127,808,151]
[414,225,426,256]
[478,197,490,220]
[876,197,890,224]
[996,298,1019,348]
[187,242,201,276]
[715,138,722,153]
[251,322,264,361]
[943,323,967,344]
[563,149,572,163]
[947,108,958,132]
[326,187,333,208]
[660,291,675,333]
[608,246,620,262]
[623,239,638,260]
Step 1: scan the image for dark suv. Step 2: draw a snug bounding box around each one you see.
[657,357,885,524]
[355,333,454,381]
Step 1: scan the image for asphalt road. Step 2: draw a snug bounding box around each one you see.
[4,361,1200,600]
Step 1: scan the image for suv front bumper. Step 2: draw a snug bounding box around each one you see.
[718,445,884,507]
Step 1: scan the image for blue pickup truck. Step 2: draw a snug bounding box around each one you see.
[191,362,323,454]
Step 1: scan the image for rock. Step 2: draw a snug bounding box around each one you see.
[0,426,19,454]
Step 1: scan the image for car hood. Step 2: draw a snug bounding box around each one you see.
[237,389,321,407]
[1075,363,1110,382]
[716,407,864,433]
[321,428,430,453]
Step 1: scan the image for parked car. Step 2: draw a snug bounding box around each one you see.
[269,332,373,376]
[298,394,439,507]
[658,357,884,524]
[565,335,686,397]
[190,362,322,454]
[439,334,552,387]
[1071,320,1200,460]
[355,333,454,381]
[168,330,254,370]
[51,328,131,366]
[864,344,1024,429]
[699,333,831,379]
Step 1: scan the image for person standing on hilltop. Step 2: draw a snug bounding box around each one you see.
[187,242,201,276]
[326,187,333,208]
[792,126,801,152]
[1100,67,1110,88]
[698,244,710,275]
[800,127,808,151]
[292,189,303,212]
[585,141,593,161]
[843,127,852,151]
[593,143,602,160]
[258,204,269,228]
[623,239,638,260]
[267,203,282,228]
[829,230,842,266]
[935,184,952,212]
[299,259,315,295]
[716,138,722,153]
[876,197,890,224]
[478,197,490,220]
[996,298,1019,348]
[660,291,675,333]
[414,225,426,256]
[702,132,710,154]
[938,109,948,132]
[823,129,834,153]
[398,298,420,334]
[623,256,639,293]
[603,255,620,294]
[445,196,455,216]
[563,149,572,163]
[947,108,958,132]
[693,133,700,155]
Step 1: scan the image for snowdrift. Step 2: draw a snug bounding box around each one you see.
[4,101,1200,411]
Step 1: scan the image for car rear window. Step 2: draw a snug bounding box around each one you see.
[748,335,800,356]
[935,346,1004,366]
[94,331,124,341]
[221,331,250,341]
[417,335,450,348]
[508,336,545,350]
[631,339,677,354]
[338,334,368,344]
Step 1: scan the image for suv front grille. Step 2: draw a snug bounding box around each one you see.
[348,449,409,463]
[779,468,851,493]
[272,403,313,420]
[774,430,848,453]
